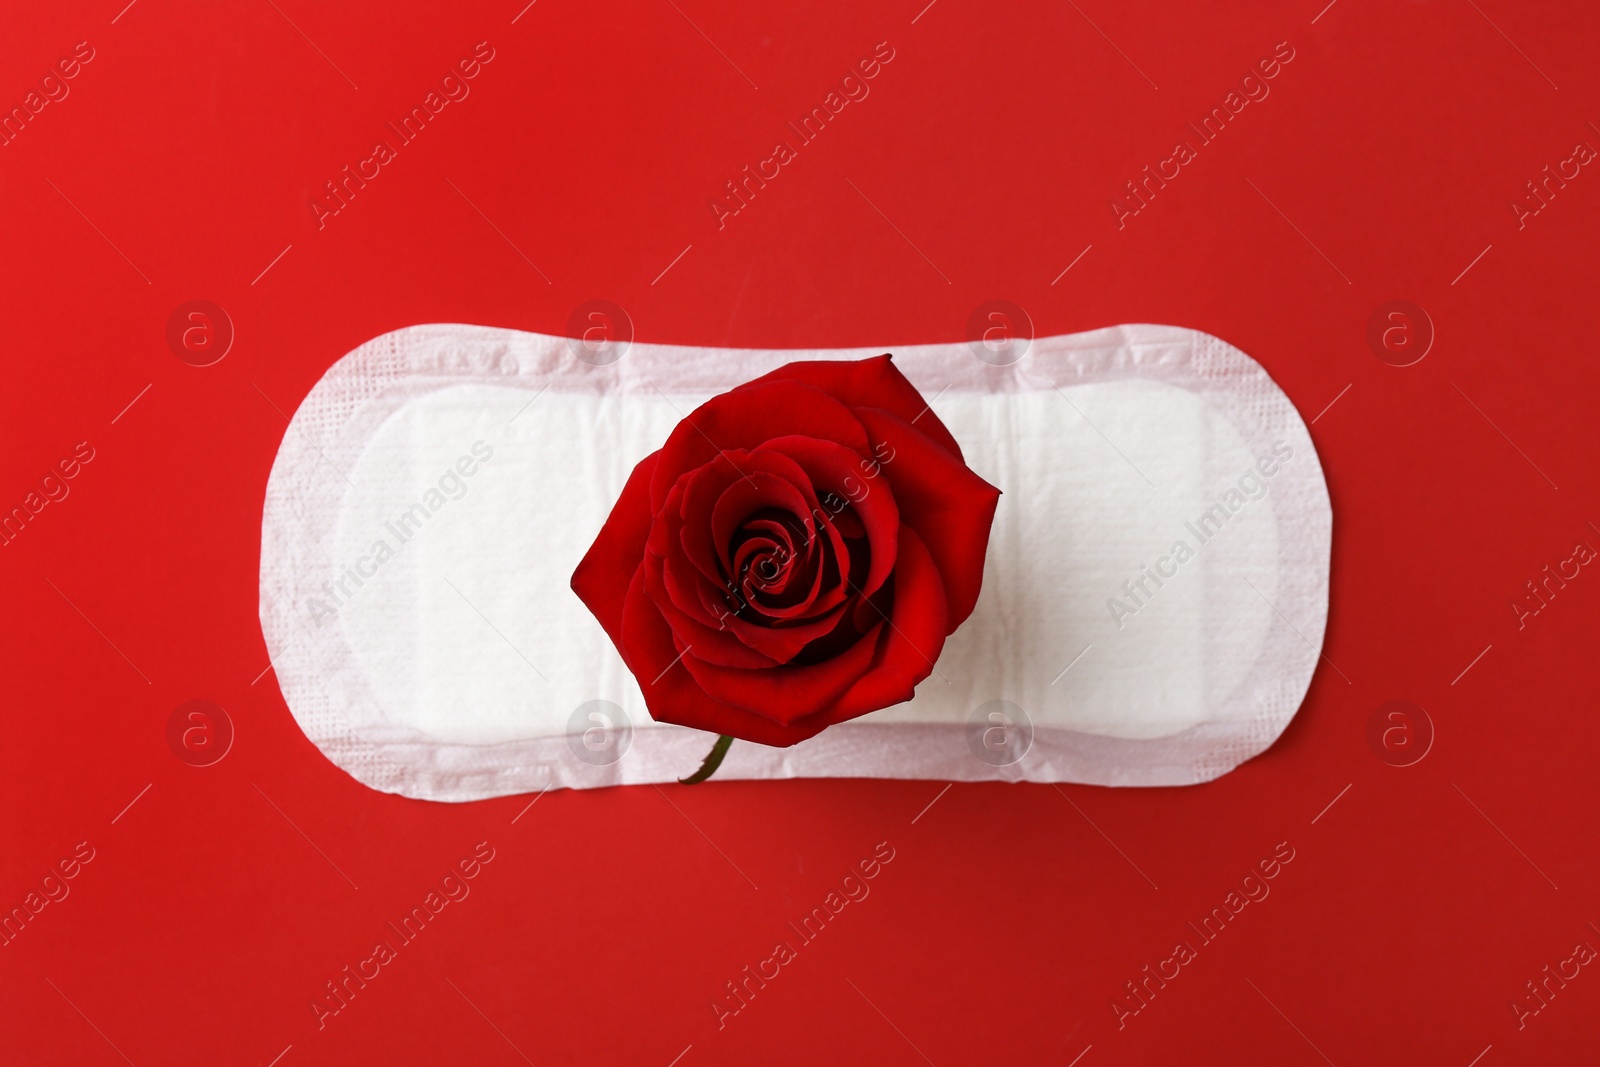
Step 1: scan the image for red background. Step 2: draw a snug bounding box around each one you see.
[4,0,1599,1063]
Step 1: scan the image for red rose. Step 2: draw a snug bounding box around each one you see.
[571,355,1000,749]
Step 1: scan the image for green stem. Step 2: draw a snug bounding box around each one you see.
[679,734,734,784]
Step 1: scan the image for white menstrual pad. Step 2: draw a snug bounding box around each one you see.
[259,323,1331,800]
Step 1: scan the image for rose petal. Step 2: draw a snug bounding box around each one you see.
[642,550,778,669]
[620,567,828,747]
[748,354,965,461]
[677,449,820,586]
[854,407,1001,629]
[649,482,730,630]
[648,380,870,511]
[655,463,845,642]
[793,523,950,725]
[648,470,803,631]
[756,434,899,600]
[733,527,810,603]
[570,452,659,648]
[718,604,848,665]
[679,613,885,726]
[710,473,814,594]
[652,481,847,664]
